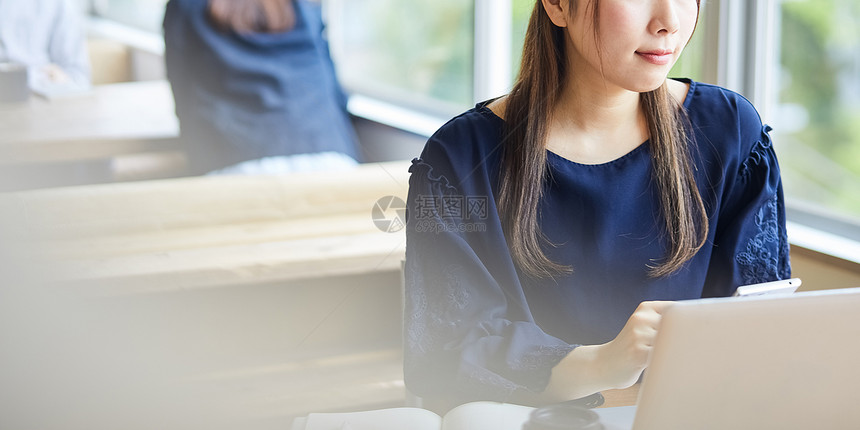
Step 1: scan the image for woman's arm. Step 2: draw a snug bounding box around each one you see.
[515,301,672,404]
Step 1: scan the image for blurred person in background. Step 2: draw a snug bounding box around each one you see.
[0,0,91,94]
[163,0,361,175]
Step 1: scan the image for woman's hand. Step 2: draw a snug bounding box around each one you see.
[594,301,673,390]
[535,300,674,403]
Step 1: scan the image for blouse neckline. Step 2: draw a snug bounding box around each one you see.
[476,79,698,168]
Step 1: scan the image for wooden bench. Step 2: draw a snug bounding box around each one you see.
[2,160,410,294]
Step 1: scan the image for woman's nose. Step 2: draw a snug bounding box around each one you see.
[649,0,682,35]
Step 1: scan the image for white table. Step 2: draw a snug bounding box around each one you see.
[0,80,179,165]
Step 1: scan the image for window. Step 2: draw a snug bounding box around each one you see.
[669,3,708,82]
[327,0,475,118]
[90,0,169,33]
[511,0,532,76]
[774,0,860,224]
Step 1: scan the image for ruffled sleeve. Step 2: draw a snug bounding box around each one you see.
[703,125,792,297]
[404,153,575,406]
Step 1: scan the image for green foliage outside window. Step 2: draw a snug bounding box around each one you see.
[337,0,474,115]
[777,0,860,220]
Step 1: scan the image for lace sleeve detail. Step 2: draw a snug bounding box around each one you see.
[732,124,791,286]
[403,261,471,357]
[735,193,790,285]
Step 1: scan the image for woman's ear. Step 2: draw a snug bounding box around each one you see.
[541,0,570,28]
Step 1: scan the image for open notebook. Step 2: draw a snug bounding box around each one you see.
[291,401,534,430]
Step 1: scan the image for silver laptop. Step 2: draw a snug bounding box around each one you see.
[596,287,860,430]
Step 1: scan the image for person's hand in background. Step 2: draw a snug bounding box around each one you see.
[41,64,71,83]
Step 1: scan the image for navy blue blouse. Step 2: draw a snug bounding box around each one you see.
[163,0,360,174]
[404,80,791,404]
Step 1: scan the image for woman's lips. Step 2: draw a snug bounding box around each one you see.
[636,50,673,66]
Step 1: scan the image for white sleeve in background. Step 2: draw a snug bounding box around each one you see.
[43,0,91,89]
[0,0,91,92]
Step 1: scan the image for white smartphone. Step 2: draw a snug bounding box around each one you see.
[733,278,802,297]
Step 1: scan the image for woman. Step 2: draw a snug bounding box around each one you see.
[163,0,360,175]
[404,0,790,410]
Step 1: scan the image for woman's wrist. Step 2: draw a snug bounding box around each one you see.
[541,344,608,401]
[571,344,613,392]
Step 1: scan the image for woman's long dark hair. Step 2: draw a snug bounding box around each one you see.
[499,0,707,279]
[208,0,296,33]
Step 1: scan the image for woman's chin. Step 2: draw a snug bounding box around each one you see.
[630,76,668,93]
